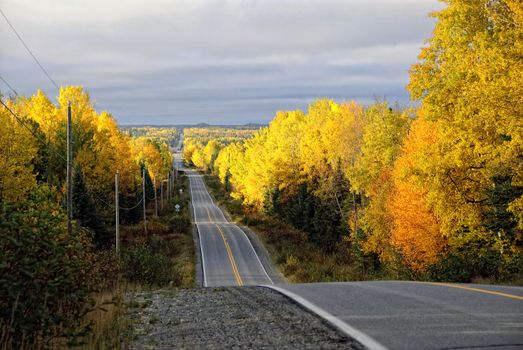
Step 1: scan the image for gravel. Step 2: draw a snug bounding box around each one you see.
[127,286,363,349]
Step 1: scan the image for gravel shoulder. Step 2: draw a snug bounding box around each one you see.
[127,286,363,349]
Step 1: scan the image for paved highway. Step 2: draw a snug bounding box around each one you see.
[188,169,273,287]
[268,281,523,350]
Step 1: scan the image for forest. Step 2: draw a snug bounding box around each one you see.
[185,0,523,282]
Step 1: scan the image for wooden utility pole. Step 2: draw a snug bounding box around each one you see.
[115,171,120,255]
[142,167,147,234]
[160,180,164,211]
[67,102,73,235]
[167,173,171,200]
[154,177,158,217]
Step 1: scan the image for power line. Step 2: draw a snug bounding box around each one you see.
[0,8,60,90]
[90,189,144,211]
[0,74,18,96]
[1,94,146,212]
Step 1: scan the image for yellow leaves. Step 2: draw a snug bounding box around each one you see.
[389,176,444,271]
[133,137,172,186]
[0,102,38,202]
[0,87,171,203]
[27,89,57,139]
[388,116,445,271]
[350,103,410,195]
[300,99,364,184]
[407,0,523,251]
[360,168,395,262]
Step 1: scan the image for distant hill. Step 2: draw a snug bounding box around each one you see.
[120,123,266,129]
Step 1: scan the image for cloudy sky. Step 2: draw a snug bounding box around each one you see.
[0,0,444,125]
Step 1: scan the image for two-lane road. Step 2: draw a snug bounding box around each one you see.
[269,281,523,350]
[188,170,273,287]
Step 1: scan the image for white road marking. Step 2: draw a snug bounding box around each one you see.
[263,285,388,350]
[230,225,273,284]
[189,173,207,287]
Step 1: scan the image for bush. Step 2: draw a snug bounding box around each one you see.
[427,242,502,282]
[121,244,180,287]
[0,186,106,348]
[167,213,191,234]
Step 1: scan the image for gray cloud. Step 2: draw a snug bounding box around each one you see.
[0,0,444,124]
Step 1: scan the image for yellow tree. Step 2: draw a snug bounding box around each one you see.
[350,103,412,260]
[408,0,523,246]
[26,89,57,140]
[202,140,222,172]
[388,115,445,271]
[300,100,364,197]
[0,99,38,203]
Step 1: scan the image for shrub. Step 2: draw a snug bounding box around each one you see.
[121,244,180,287]
[0,186,104,348]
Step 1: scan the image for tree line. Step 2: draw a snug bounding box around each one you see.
[123,126,179,147]
[185,0,523,281]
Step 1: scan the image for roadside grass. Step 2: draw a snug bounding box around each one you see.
[77,291,130,350]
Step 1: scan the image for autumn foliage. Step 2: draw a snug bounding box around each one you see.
[186,0,523,279]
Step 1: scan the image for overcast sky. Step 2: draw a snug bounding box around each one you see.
[0,0,444,125]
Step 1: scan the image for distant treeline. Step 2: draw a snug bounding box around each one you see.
[123,126,179,147]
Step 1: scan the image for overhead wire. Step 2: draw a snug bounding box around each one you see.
[0,8,160,213]
[0,98,67,164]
[0,8,60,90]
[0,74,19,96]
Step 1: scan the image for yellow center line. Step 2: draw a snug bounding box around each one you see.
[203,206,243,286]
[424,282,523,301]
[216,224,244,286]
[204,206,213,223]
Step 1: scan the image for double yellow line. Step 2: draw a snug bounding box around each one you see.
[204,206,244,286]
[426,282,523,301]
[217,225,244,286]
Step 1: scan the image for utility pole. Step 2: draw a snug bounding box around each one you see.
[160,180,164,211]
[67,102,73,235]
[115,171,120,255]
[167,173,171,200]
[142,167,147,234]
[154,177,158,217]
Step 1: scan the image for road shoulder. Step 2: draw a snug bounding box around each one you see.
[127,287,363,349]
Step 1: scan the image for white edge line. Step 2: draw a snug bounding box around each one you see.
[234,226,273,284]
[198,173,228,223]
[189,173,207,287]
[262,285,388,350]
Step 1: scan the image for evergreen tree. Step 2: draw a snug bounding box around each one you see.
[73,166,109,247]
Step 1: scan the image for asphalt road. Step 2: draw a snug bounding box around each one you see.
[269,281,523,350]
[188,169,273,287]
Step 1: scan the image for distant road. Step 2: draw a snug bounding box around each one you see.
[268,281,523,350]
[188,169,273,287]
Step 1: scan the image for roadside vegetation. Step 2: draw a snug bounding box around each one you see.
[186,1,523,285]
[0,87,193,348]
